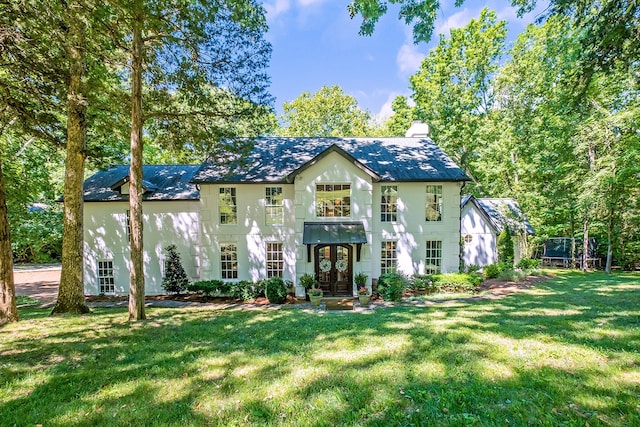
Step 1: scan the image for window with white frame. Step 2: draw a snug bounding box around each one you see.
[125,210,131,240]
[265,187,283,225]
[425,185,443,221]
[425,240,442,274]
[316,184,351,217]
[220,243,238,279]
[381,185,398,222]
[380,241,397,275]
[98,260,115,294]
[266,242,284,278]
[219,187,237,224]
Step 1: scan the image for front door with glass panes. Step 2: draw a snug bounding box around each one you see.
[314,244,353,296]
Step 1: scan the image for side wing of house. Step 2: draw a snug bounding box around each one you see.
[460,201,498,267]
[84,200,200,295]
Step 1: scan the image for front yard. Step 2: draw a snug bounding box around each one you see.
[1,271,639,426]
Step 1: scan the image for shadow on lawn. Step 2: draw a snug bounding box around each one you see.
[1,271,638,425]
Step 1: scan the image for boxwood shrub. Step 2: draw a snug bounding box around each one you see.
[265,276,288,304]
[377,272,408,302]
[410,273,482,294]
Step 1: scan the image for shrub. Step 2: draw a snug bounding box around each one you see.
[497,229,514,266]
[410,273,481,294]
[230,280,264,301]
[187,280,226,296]
[497,269,526,282]
[483,262,506,280]
[516,258,541,270]
[409,274,437,292]
[265,276,288,304]
[377,272,408,302]
[434,273,482,293]
[464,264,481,274]
[162,245,189,294]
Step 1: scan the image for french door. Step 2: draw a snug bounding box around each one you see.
[314,244,353,296]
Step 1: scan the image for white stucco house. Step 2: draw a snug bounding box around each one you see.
[460,196,534,268]
[82,130,470,297]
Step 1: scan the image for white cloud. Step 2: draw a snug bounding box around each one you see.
[265,0,291,23]
[374,91,414,122]
[434,8,474,36]
[298,0,328,6]
[396,44,425,76]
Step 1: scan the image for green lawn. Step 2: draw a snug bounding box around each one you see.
[2,271,639,426]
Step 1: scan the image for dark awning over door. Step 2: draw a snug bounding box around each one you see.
[302,222,367,245]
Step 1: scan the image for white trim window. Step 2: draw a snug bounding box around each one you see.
[220,243,238,279]
[316,184,351,217]
[219,187,237,225]
[380,240,397,275]
[98,260,115,294]
[265,186,283,225]
[266,242,284,278]
[425,240,442,274]
[381,185,398,222]
[425,185,443,221]
[125,210,131,240]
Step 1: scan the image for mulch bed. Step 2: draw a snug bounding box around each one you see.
[84,275,554,306]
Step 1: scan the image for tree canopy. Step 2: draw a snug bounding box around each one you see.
[278,85,374,137]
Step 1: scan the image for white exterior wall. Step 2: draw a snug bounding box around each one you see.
[373,182,462,277]
[198,183,297,284]
[198,152,462,297]
[292,152,375,295]
[460,203,498,267]
[84,201,200,295]
[460,203,529,267]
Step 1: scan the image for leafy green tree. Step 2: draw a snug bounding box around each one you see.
[278,85,373,137]
[114,0,272,320]
[383,96,416,137]
[409,8,507,189]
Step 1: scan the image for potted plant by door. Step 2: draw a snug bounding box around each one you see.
[300,273,317,301]
[308,286,323,307]
[355,272,370,306]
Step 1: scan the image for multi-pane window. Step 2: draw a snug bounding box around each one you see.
[381,185,398,222]
[220,243,238,279]
[425,240,443,274]
[265,187,283,225]
[98,260,115,294]
[266,242,284,278]
[219,187,237,224]
[425,185,443,221]
[125,210,131,240]
[380,241,397,275]
[316,184,351,217]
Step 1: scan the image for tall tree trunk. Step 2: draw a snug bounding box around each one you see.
[605,205,614,274]
[128,4,145,321]
[53,1,90,314]
[0,158,18,323]
[582,216,589,272]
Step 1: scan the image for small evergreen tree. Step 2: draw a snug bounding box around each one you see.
[162,245,189,294]
[497,228,514,267]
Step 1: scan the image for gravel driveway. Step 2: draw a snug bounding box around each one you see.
[13,266,61,308]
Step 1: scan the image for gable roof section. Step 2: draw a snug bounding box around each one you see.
[192,137,469,183]
[462,196,535,235]
[84,165,200,202]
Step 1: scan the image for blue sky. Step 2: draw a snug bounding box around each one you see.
[264,0,550,121]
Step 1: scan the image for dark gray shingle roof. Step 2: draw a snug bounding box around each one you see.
[83,165,200,202]
[192,137,469,183]
[462,196,535,235]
